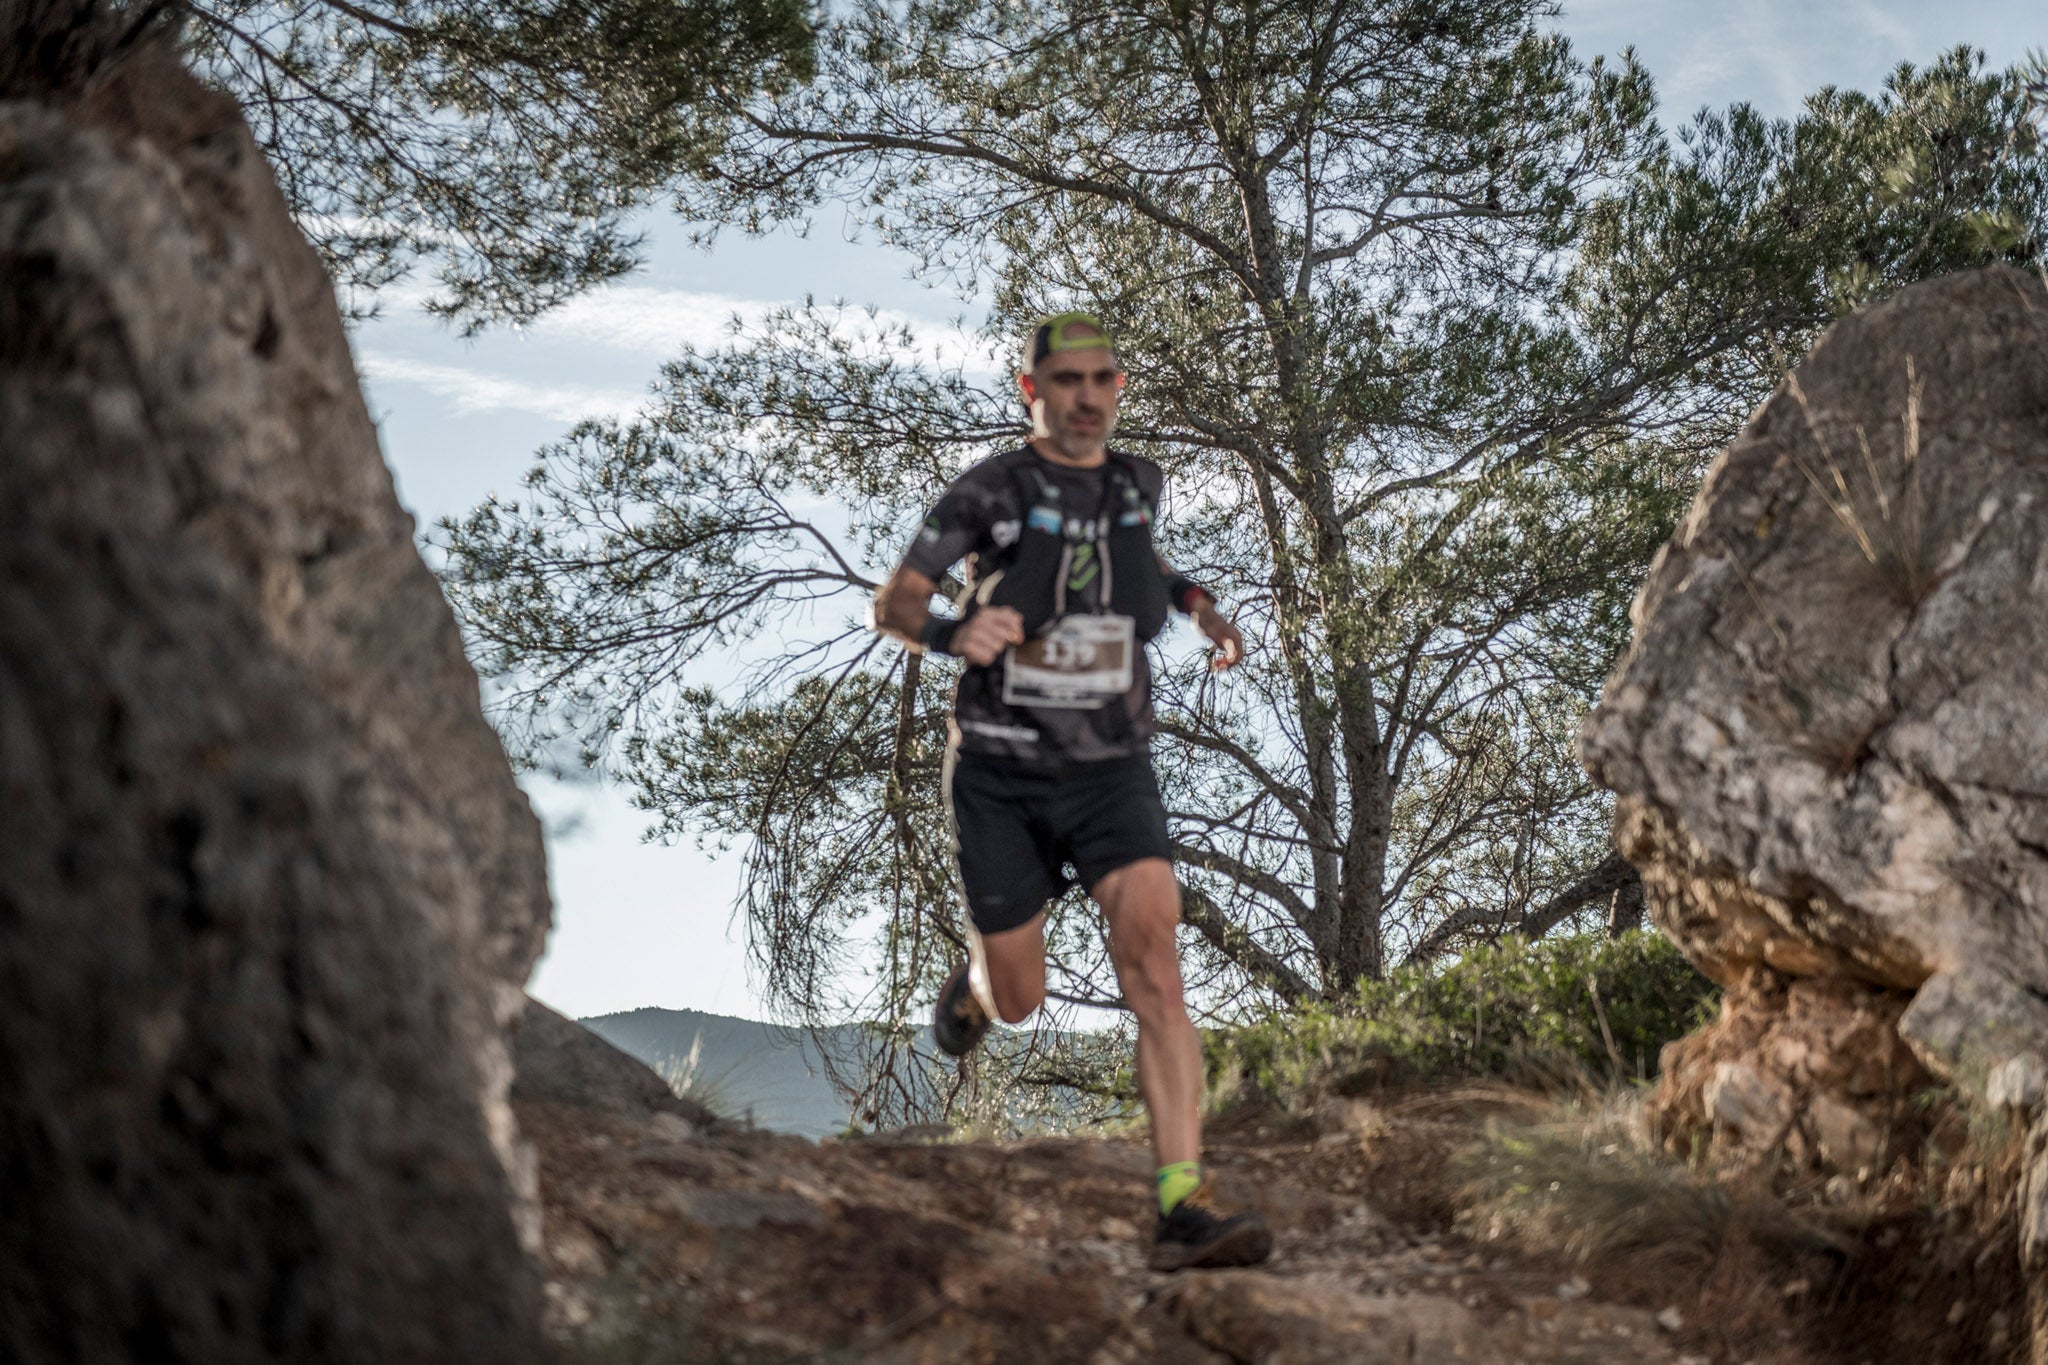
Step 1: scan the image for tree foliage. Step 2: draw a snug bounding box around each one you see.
[437,0,2046,1119]
[173,0,813,327]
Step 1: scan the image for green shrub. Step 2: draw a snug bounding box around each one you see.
[1208,931,1717,1116]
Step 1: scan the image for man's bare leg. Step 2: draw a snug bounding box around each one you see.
[1093,857,1200,1168]
[975,912,1050,1024]
[1096,856,1269,1268]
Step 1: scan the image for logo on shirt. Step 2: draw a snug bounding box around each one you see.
[1066,542,1099,593]
[990,518,1021,549]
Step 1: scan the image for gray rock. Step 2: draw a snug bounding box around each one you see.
[513,996,715,1128]
[0,31,549,1365]
[1703,1061,1791,1148]
[1583,267,2048,1156]
[1583,268,2048,1340]
[1899,968,2048,1101]
[1805,1093,1883,1173]
[1989,1055,2048,1119]
[669,1187,828,1231]
[1585,266,2048,1011]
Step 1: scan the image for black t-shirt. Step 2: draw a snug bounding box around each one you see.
[901,445,1167,765]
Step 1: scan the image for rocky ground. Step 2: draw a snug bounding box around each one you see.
[513,998,1923,1365]
[520,1091,1728,1365]
[515,999,2037,1365]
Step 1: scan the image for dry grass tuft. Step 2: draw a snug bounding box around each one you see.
[1452,1085,2036,1363]
[1782,355,1932,606]
[658,1034,740,1120]
[1457,1092,1741,1269]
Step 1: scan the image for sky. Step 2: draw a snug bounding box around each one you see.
[348,0,2040,1023]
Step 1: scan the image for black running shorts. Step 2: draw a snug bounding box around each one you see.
[945,750,1174,935]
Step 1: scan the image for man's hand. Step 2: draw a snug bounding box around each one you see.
[872,565,1022,665]
[954,606,1025,666]
[1191,600,1245,671]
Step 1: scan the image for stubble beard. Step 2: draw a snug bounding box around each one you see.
[1046,410,1112,464]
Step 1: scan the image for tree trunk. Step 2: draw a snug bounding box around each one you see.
[1607,876,1646,938]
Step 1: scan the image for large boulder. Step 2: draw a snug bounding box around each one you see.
[1581,264,2048,1236]
[512,996,718,1129]
[0,22,552,1365]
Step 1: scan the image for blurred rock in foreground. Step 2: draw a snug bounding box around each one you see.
[0,11,552,1362]
[1582,266,2048,1343]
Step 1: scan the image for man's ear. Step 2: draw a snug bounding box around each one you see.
[1018,372,1037,403]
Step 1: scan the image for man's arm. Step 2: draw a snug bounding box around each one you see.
[1157,553,1245,671]
[872,565,1023,667]
[871,564,939,645]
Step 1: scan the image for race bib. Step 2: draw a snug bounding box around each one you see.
[1001,615,1136,709]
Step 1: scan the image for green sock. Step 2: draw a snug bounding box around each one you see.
[1157,1161,1202,1215]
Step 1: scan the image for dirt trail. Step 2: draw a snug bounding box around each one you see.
[520,1089,1780,1364]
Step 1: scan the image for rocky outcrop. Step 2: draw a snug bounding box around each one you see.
[513,996,718,1129]
[1581,266,2048,1326]
[1641,967,1930,1176]
[0,23,551,1365]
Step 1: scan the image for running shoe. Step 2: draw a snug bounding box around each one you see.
[1149,1180,1273,1272]
[932,963,991,1058]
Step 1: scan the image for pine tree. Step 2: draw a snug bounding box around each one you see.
[179,0,813,328]
[436,0,2046,1120]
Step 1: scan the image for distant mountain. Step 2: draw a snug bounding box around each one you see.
[580,1007,862,1140]
[584,1005,1120,1141]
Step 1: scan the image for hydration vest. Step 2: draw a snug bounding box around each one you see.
[971,448,1170,642]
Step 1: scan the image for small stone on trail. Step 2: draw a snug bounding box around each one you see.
[1656,1306,1683,1332]
[649,1112,699,1142]
[1556,1276,1591,1300]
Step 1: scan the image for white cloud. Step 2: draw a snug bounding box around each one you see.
[1657,0,1804,120]
[351,276,1009,431]
[1844,1,1920,59]
[357,352,650,423]
[532,286,774,356]
[530,281,1005,380]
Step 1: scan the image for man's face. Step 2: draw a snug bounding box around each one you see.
[1022,335,1123,457]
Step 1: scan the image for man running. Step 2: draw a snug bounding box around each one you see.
[872,312,1272,1272]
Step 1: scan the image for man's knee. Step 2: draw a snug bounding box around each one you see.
[979,916,1048,1024]
[1099,866,1187,1019]
[990,975,1044,1024]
